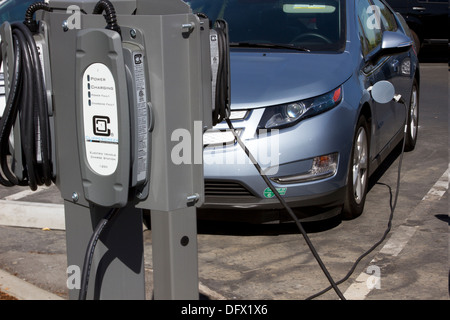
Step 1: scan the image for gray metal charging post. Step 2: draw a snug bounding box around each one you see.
[38,0,213,299]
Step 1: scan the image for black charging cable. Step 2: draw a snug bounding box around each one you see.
[306,95,408,300]
[79,208,120,300]
[0,33,21,187]
[209,17,345,299]
[211,19,230,126]
[73,0,121,300]
[92,0,121,35]
[226,93,407,301]
[23,1,52,32]
[215,16,409,299]
[225,118,346,300]
[0,15,53,190]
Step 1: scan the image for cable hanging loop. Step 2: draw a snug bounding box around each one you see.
[0,4,54,190]
[92,0,121,35]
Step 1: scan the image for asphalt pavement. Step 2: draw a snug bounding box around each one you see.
[0,46,448,302]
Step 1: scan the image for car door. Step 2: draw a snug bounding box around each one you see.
[356,0,407,158]
[409,0,448,43]
[372,0,412,130]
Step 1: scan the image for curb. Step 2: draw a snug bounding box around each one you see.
[0,269,65,300]
[0,200,65,230]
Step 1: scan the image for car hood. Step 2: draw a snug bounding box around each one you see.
[229,50,353,110]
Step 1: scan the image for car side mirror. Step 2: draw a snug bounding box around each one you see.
[367,31,413,63]
[369,80,395,104]
[380,31,413,55]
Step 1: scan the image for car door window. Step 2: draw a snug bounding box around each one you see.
[357,0,383,57]
[371,0,397,31]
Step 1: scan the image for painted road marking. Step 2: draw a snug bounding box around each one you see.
[378,225,418,256]
[422,168,449,201]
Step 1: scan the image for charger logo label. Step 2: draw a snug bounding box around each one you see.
[93,116,111,136]
[134,54,142,65]
[82,63,119,176]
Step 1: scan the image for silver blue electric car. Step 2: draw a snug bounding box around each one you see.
[191,0,420,221]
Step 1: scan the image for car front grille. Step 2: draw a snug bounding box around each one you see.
[205,180,255,197]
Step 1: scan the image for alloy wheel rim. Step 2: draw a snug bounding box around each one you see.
[352,127,368,204]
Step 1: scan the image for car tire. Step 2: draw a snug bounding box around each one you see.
[404,79,419,152]
[342,115,370,220]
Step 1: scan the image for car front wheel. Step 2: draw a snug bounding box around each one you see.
[342,115,370,220]
[404,79,419,152]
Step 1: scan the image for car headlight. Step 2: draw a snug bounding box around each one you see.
[270,153,339,184]
[258,87,342,130]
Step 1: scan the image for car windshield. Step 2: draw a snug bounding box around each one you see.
[185,0,346,52]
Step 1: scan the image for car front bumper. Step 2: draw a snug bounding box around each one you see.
[201,96,357,221]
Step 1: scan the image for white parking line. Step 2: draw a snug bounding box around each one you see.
[343,167,449,300]
[378,225,418,256]
[342,267,378,300]
[422,167,449,201]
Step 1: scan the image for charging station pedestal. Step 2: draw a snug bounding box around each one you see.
[38,0,213,299]
[151,208,199,299]
[64,202,146,299]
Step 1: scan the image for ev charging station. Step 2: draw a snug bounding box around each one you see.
[0,0,412,302]
[0,0,230,300]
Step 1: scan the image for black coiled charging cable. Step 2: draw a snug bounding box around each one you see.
[0,2,53,190]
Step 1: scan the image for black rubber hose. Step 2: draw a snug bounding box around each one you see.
[92,0,121,34]
[225,118,346,300]
[0,36,21,186]
[24,22,52,186]
[0,21,53,190]
[15,21,52,187]
[14,28,39,190]
[79,208,119,300]
[212,20,230,126]
[212,27,224,125]
[305,99,408,300]
[23,1,51,33]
